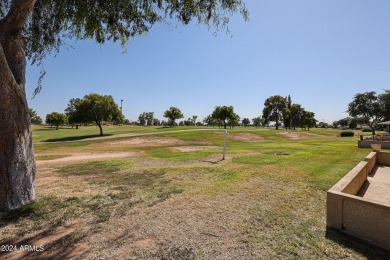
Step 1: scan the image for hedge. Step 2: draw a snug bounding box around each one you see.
[340,131,354,137]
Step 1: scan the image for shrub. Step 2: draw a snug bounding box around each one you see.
[362,129,371,132]
[340,131,354,137]
[341,127,348,130]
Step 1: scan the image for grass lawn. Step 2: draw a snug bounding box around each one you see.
[1,126,388,259]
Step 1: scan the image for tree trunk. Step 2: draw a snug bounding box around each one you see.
[0,37,35,211]
[0,0,37,210]
[97,123,103,136]
[371,127,376,136]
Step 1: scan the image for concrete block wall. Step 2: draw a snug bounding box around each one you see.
[327,152,390,251]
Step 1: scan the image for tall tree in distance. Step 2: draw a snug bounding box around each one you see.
[290,104,303,130]
[282,95,292,130]
[212,106,238,129]
[45,112,67,130]
[262,95,286,130]
[228,112,240,128]
[301,110,316,131]
[146,112,154,126]
[138,112,154,126]
[192,116,198,126]
[204,115,216,127]
[164,107,184,126]
[65,98,83,129]
[252,117,263,128]
[347,91,383,135]
[242,118,250,127]
[0,0,248,210]
[77,93,123,136]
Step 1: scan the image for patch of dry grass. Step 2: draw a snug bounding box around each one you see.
[1,128,388,259]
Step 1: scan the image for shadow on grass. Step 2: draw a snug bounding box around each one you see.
[325,228,390,258]
[200,158,224,164]
[0,203,39,226]
[35,127,74,131]
[0,222,92,259]
[43,134,113,142]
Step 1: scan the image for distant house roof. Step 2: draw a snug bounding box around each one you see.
[378,121,390,125]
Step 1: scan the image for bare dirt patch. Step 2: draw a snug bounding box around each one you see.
[34,165,109,198]
[36,152,138,164]
[132,237,158,249]
[230,133,265,142]
[278,131,323,140]
[34,152,139,198]
[170,146,219,152]
[107,137,188,147]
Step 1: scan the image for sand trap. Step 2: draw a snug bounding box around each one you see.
[278,131,322,140]
[230,133,265,142]
[170,146,219,152]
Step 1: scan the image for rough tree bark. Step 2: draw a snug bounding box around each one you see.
[0,0,37,210]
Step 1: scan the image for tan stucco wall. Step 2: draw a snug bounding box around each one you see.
[326,161,368,229]
[343,196,390,249]
[378,152,390,165]
[358,140,390,149]
[340,161,367,195]
[326,192,343,229]
[327,152,390,251]
[327,190,390,250]
[365,152,377,174]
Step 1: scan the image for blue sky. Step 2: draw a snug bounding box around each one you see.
[26,0,390,124]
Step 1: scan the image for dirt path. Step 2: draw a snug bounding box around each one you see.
[33,129,218,144]
[36,152,138,164]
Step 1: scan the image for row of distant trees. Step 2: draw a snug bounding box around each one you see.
[30,94,321,132]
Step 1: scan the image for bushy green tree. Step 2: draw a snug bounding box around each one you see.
[138,112,154,126]
[65,98,83,129]
[301,110,316,131]
[204,115,217,127]
[252,117,263,128]
[163,107,184,126]
[290,104,303,130]
[262,95,286,130]
[77,93,123,135]
[228,112,240,128]
[46,112,67,130]
[153,118,160,126]
[212,106,238,129]
[242,118,250,127]
[348,118,358,129]
[347,91,383,135]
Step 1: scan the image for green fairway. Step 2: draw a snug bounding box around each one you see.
[32,124,203,142]
[2,126,387,259]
